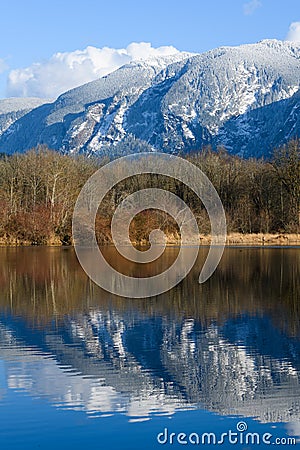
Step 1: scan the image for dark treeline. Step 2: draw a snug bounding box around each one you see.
[0,140,299,245]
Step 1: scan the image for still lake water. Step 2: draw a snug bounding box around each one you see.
[0,246,299,449]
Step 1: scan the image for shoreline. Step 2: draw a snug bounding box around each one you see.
[0,233,299,247]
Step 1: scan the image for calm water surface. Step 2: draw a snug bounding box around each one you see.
[0,247,299,449]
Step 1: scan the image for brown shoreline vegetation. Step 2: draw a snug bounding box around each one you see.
[0,233,299,247]
[133,232,300,246]
[0,139,299,246]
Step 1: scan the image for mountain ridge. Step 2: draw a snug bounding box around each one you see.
[0,97,51,135]
[0,39,299,157]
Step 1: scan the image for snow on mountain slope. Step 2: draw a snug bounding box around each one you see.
[0,97,51,135]
[0,40,299,157]
[0,53,192,154]
[124,39,300,155]
[217,87,300,156]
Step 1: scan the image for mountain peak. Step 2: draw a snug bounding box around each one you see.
[0,40,299,158]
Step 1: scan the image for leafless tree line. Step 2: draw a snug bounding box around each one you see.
[0,139,298,244]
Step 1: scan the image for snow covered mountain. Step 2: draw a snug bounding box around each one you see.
[0,40,299,158]
[0,97,51,136]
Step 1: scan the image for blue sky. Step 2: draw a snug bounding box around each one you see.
[0,0,299,99]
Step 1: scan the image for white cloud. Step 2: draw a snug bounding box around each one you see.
[286,21,300,42]
[0,58,8,74]
[6,42,181,99]
[243,0,262,15]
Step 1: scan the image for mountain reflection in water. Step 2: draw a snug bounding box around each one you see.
[0,247,299,428]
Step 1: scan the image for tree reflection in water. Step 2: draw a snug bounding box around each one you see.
[0,247,299,424]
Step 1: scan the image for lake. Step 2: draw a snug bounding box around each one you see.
[0,246,299,449]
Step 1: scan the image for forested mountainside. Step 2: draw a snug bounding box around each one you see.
[0,40,299,158]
